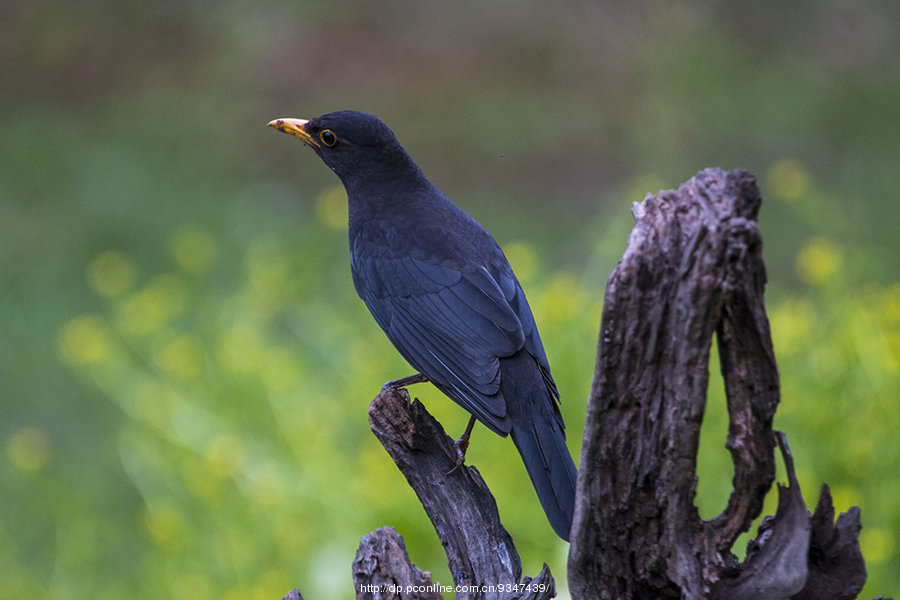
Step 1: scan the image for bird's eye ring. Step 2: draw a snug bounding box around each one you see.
[319,129,339,147]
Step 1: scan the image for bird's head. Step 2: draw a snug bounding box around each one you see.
[267,110,412,187]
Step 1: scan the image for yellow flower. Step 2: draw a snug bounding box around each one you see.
[6,427,52,472]
[88,250,136,297]
[767,159,810,201]
[58,314,113,364]
[796,237,842,286]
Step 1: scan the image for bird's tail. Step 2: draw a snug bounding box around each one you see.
[504,356,578,541]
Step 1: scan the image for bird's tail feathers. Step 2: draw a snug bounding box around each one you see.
[510,416,577,541]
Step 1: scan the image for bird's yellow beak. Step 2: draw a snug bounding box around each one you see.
[267,118,320,147]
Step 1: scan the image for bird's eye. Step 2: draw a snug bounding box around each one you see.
[319,129,339,147]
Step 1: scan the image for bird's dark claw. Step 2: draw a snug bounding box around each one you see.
[445,415,477,475]
[383,373,429,390]
[446,436,470,475]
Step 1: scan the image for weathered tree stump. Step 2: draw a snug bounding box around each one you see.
[280,168,879,600]
[352,526,443,600]
[365,387,553,600]
[567,168,868,599]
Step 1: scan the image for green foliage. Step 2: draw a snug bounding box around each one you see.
[2,2,898,598]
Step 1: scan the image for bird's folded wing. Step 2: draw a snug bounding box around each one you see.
[356,253,528,427]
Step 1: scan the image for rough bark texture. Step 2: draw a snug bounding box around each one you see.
[722,431,810,599]
[793,484,868,600]
[365,387,555,600]
[566,168,870,599]
[352,526,442,600]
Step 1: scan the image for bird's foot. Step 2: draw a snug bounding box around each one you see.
[445,415,477,475]
[446,437,469,475]
[382,373,429,390]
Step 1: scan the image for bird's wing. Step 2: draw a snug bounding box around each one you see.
[354,251,531,431]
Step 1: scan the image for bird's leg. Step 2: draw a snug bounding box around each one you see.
[382,372,429,390]
[446,415,477,475]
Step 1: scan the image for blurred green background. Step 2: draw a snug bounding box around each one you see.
[2,1,898,598]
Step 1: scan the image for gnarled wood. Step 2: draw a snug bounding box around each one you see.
[352,527,442,600]
[567,168,869,599]
[569,168,779,598]
[368,388,523,594]
[793,484,867,600]
[366,387,555,600]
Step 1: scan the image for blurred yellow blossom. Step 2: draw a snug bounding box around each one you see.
[152,335,203,380]
[58,314,113,364]
[770,298,814,356]
[6,426,52,473]
[204,433,247,479]
[767,158,811,201]
[504,241,539,283]
[117,274,189,337]
[796,237,842,286]
[179,458,222,502]
[860,527,895,566]
[141,499,186,549]
[541,273,588,323]
[88,250,136,297]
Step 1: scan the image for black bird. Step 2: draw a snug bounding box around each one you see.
[268,110,577,540]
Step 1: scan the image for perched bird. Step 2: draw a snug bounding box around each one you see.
[268,111,577,540]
